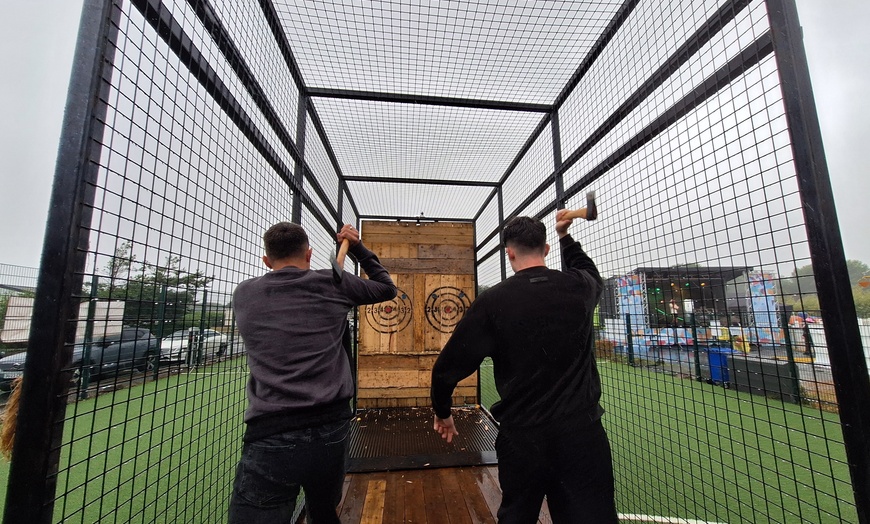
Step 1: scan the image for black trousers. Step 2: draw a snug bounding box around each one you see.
[496,417,618,524]
[228,418,350,524]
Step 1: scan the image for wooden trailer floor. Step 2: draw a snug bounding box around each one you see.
[337,466,554,524]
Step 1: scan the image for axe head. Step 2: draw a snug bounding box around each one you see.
[585,191,597,221]
[331,258,343,284]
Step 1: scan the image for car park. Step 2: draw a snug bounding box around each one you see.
[159,328,228,363]
[0,327,158,391]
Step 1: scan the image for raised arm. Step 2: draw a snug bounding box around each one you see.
[336,224,397,304]
[555,209,604,302]
[430,297,495,442]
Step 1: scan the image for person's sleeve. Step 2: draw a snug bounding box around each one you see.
[430,298,495,419]
[341,242,397,305]
[560,234,604,304]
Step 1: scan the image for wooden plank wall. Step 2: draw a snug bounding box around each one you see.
[358,221,477,408]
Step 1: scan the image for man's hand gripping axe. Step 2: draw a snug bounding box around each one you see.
[560,191,598,221]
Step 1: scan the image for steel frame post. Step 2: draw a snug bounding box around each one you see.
[766,0,870,520]
[497,187,507,281]
[3,1,120,522]
[291,93,308,224]
[152,285,167,380]
[551,110,565,209]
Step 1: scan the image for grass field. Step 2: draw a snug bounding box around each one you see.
[0,358,858,523]
[1,363,248,523]
[482,359,856,523]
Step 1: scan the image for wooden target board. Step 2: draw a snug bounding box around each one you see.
[357,221,478,408]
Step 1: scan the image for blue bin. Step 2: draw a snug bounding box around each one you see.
[707,346,737,383]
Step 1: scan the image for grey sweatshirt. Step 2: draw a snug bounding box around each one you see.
[233,242,396,439]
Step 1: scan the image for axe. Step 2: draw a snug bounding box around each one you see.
[331,238,351,284]
[560,191,598,221]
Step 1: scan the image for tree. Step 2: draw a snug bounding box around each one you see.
[854,286,870,319]
[92,245,213,334]
[780,259,869,296]
[0,294,9,331]
[779,264,816,295]
[183,309,226,330]
[846,260,870,286]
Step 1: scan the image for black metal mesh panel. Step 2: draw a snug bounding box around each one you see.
[475,196,500,248]
[501,122,553,223]
[312,98,542,185]
[341,189,359,229]
[4,1,868,523]
[305,115,341,211]
[136,0,298,176]
[271,0,623,104]
[475,249,502,291]
[301,207,336,272]
[204,0,301,134]
[0,264,39,349]
[347,181,492,220]
[0,264,39,296]
[20,1,331,522]
[573,57,800,279]
[479,3,856,523]
[559,0,738,156]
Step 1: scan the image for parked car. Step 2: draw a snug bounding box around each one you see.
[0,327,158,391]
[0,350,27,391]
[69,327,158,385]
[159,328,228,362]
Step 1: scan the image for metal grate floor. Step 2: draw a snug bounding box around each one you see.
[347,406,498,473]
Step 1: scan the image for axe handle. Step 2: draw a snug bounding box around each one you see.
[561,207,590,220]
[336,238,350,267]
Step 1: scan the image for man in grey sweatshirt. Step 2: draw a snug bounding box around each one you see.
[229,222,396,524]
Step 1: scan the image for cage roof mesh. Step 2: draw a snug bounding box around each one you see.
[263,0,626,219]
[272,1,622,104]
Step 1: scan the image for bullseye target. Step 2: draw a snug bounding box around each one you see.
[425,286,471,333]
[364,288,413,333]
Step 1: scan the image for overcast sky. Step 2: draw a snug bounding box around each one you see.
[1,0,868,270]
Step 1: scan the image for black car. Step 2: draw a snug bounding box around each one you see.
[0,327,159,391]
[69,327,158,385]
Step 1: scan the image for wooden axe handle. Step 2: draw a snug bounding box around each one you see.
[336,238,350,267]
[560,191,597,221]
[561,207,591,220]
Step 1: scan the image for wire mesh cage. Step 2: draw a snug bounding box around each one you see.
[3,0,869,523]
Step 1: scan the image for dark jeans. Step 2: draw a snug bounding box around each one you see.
[496,418,617,524]
[228,418,350,524]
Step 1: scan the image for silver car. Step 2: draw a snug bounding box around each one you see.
[159,328,228,362]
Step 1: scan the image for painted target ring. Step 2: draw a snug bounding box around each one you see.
[365,288,413,333]
[425,286,471,333]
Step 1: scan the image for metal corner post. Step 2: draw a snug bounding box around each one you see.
[291,92,308,224]
[551,109,565,209]
[497,186,507,281]
[766,0,870,521]
[3,1,120,523]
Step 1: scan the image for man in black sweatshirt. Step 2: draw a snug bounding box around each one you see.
[229,222,396,524]
[431,212,617,523]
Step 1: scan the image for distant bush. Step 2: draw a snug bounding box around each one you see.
[783,287,870,319]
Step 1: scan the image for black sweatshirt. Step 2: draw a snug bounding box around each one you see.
[233,242,396,441]
[431,235,604,428]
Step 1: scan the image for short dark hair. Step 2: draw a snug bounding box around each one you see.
[263,222,309,260]
[502,216,546,255]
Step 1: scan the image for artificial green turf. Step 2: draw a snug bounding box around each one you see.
[482,359,856,523]
[0,358,858,523]
[1,362,248,523]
